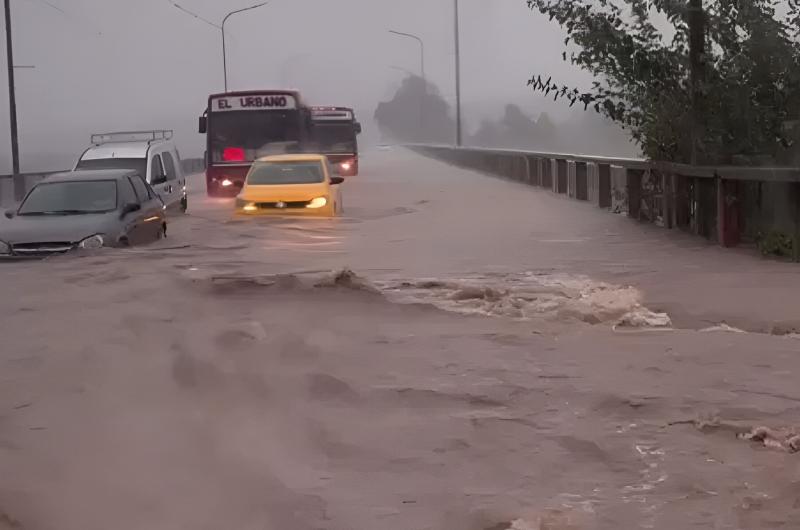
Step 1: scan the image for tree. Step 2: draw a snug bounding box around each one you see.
[527,0,800,164]
[374,76,455,144]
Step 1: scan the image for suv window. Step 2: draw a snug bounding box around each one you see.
[130,175,151,202]
[162,152,177,181]
[121,177,139,204]
[150,155,165,182]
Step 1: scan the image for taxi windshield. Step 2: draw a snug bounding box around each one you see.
[246,161,324,185]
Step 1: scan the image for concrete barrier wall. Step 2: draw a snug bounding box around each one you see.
[0,173,53,208]
[0,158,205,208]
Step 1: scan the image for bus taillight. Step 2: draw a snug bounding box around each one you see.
[222,147,246,162]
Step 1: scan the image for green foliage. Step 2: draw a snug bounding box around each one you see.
[756,229,794,257]
[527,0,800,164]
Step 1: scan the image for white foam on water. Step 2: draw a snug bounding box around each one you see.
[376,272,672,329]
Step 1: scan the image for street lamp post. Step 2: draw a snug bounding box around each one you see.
[389,29,426,137]
[170,1,268,92]
[388,30,425,84]
[222,2,268,92]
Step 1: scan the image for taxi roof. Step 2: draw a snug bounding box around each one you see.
[254,154,327,163]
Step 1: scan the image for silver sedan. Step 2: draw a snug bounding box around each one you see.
[0,169,167,258]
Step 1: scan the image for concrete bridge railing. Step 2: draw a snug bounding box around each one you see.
[409,144,800,262]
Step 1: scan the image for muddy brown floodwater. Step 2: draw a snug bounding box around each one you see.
[1,149,800,530]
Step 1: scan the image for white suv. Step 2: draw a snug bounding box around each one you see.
[75,130,188,213]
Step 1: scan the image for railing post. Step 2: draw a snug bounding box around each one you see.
[556,159,568,194]
[522,155,531,184]
[567,161,576,198]
[598,163,611,208]
[575,162,588,201]
[627,168,643,219]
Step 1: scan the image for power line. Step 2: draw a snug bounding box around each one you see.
[23,0,103,36]
[28,0,66,15]
[165,1,220,29]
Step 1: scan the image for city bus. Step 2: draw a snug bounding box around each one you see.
[310,106,362,176]
[199,90,314,196]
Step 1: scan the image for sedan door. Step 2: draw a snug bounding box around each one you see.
[121,176,150,245]
[129,175,164,243]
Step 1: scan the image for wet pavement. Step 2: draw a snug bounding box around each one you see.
[1,149,800,530]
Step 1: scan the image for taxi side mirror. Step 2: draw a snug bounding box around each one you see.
[330,176,344,185]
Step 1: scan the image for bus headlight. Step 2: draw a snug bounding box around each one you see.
[340,162,352,171]
[306,197,328,209]
[221,179,233,187]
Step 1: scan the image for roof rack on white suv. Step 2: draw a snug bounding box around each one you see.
[90,130,174,145]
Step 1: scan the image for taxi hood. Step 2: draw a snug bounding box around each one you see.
[239,182,329,202]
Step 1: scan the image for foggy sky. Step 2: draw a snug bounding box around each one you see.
[0,0,601,172]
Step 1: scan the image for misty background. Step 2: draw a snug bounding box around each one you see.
[0,0,638,173]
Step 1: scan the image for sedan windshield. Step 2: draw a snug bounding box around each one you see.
[247,161,324,185]
[19,180,118,215]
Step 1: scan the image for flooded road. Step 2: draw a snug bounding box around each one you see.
[2,149,800,529]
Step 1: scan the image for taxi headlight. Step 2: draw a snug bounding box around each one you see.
[0,240,10,255]
[78,234,105,250]
[306,197,328,209]
[236,198,257,211]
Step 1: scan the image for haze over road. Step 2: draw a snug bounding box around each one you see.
[2,150,800,529]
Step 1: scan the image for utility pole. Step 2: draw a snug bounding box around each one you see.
[454,0,462,147]
[688,0,705,165]
[4,0,20,175]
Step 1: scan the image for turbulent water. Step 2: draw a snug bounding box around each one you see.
[3,151,800,529]
[375,272,672,330]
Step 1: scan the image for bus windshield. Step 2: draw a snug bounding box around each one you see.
[313,123,356,153]
[210,110,301,163]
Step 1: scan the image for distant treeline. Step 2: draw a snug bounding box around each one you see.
[374,75,636,157]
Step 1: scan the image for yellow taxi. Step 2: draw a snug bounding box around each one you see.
[234,154,344,217]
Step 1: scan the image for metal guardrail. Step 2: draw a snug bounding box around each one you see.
[408,144,800,261]
[409,144,800,182]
